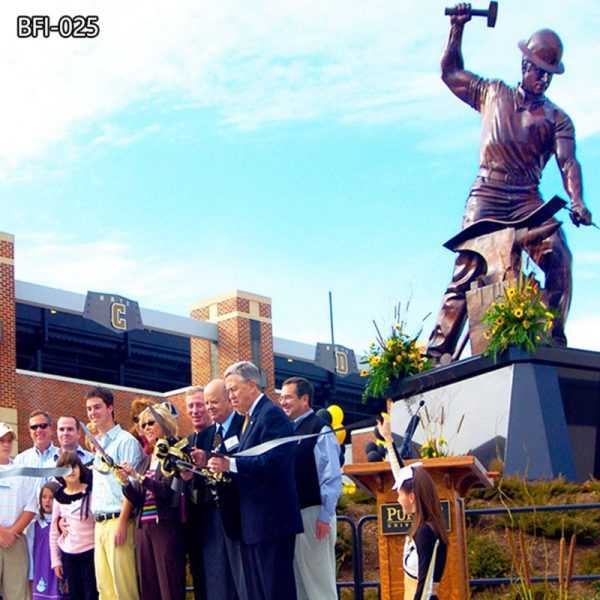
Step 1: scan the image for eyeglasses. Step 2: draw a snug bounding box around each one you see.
[132,416,140,424]
[30,423,50,431]
[141,420,156,429]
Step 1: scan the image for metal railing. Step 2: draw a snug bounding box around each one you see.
[336,514,380,599]
[466,502,600,587]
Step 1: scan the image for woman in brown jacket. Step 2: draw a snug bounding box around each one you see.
[119,403,185,600]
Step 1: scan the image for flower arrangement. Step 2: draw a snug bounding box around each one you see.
[418,401,464,459]
[419,437,448,459]
[481,274,559,361]
[360,304,432,401]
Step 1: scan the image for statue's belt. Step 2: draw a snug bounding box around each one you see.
[478,166,538,186]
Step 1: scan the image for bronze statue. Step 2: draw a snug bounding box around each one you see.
[426,3,593,362]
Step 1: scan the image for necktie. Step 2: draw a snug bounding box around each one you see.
[212,425,223,453]
[242,414,250,433]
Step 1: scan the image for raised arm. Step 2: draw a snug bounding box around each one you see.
[376,415,404,480]
[441,3,479,103]
[555,137,592,226]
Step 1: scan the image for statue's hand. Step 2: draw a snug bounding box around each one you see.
[570,202,592,227]
[450,3,472,26]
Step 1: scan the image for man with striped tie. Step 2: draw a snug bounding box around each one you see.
[208,361,303,600]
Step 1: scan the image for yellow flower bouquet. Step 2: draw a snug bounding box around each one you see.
[360,303,432,400]
[481,274,559,361]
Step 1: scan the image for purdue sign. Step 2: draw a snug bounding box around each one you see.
[83,292,144,333]
[380,500,451,536]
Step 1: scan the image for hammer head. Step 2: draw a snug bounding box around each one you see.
[487,1,498,27]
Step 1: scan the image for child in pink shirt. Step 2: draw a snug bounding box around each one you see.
[50,452,98,600]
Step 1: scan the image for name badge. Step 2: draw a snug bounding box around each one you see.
[225,436,239,451]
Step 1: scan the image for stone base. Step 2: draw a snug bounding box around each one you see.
[383,346,600,481]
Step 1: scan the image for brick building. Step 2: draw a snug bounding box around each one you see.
[1,230,378,452]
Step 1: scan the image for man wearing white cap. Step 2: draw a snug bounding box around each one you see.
[0,422,37,600]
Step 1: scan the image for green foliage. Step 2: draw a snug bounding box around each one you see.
[335,526,353,575]
[468,533,512,580]
[502,512,600,546]
[468,476,583,506]
[352,489,376,505]
[577,547,600,575]
[482,274,558,361]
[466,475,600,597]
[471,588,514,599]
[472,476,600,546]
[360,303,432,400]
[337,494,350,511]
[340,589,380,600]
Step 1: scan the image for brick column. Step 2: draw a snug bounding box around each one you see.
[190,291,275,398]
[0,232,18,447]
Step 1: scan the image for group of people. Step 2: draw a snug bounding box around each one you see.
[0,360,350,600]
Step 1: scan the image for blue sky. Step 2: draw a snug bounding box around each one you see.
[1,0,598,355]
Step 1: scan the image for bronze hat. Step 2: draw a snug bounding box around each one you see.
[518,29,565,75]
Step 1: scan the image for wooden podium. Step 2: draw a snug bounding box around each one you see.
[344,456,493,600]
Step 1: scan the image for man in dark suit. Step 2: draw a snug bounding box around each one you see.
[183,386,211,600]
[194,379,246,600]
[208,361,303,600]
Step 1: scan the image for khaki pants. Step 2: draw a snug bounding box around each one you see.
[94,519,139,600]
[0,535,29,600]
[293,505,337,600]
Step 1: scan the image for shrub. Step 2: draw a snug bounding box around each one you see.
[335,526,354,575]
[468,533,511,580]
[577,547,600,575]
[337,494,350,511]
[353,489,376,505]
[501,512,600,546]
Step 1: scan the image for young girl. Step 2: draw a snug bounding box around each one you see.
[31,482,68,600]
[378,416,448,600]
[50,452,98,600]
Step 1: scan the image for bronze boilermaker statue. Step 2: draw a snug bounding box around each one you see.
[426,3,593,363]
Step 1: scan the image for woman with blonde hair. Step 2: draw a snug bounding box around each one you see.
[119,403,185,600]
[128,398,157,453]
[377,416,448,600]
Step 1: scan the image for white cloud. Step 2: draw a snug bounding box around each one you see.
[577,251,600,265]
[1,0,599,178]
[14,232,193,312]
[92,124,160,148]
[566,315,600,352]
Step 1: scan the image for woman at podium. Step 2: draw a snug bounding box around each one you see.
[378,418,448,599]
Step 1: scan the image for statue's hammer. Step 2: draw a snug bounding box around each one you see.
[444,1,498,28]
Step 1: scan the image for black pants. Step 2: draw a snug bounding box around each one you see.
[201,503,246,600]
[62,548,98,600]
[242,536,297,600]
[184,508,207,600]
